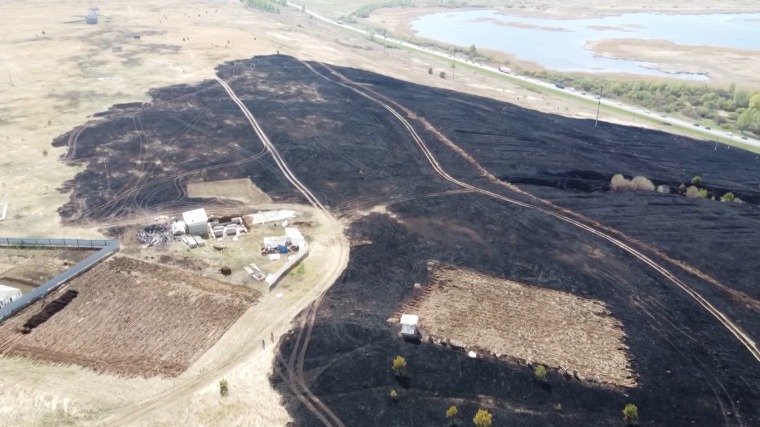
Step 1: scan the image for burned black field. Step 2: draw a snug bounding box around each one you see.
[54,55,760,426]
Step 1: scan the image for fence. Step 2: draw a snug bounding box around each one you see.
[0,237,120,322]
[0,237,113,248]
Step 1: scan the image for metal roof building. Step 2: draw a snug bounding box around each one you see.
[284,227,305,247]
[182,208,208,236]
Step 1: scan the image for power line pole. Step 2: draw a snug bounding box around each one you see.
[595,87,603,127]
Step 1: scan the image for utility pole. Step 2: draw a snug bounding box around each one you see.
[594,87,603,127]
[451,62,456,81]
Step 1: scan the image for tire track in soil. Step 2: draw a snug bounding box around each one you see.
[214,75,345,427]
[300,59,756,425]
[102,73,351,424]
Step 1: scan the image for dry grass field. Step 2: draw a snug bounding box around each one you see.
[0,247,94,293]
[0,256,259,377]
[0,0,668,240]
[403,265,635,387]
[187,178,273,204]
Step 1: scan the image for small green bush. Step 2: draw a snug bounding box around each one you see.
[534,364,547,380]
[473,408,493,427]
[392,355,406,376]
[219,378,229,397]
[722,192,736,202]
[691,176,702,184]
[623,403,639,424]
[446,405,458,423]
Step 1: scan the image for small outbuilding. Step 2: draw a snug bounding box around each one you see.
[182,208,208,236]
[400,314,420,340]
[284,227,305,248]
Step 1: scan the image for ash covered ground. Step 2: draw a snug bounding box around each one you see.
[53,55,760,426]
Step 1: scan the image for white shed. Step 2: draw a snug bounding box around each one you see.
[0,284,22,307]
[182,208,208,236]
[400,314,420,339]
[284,227,305,248]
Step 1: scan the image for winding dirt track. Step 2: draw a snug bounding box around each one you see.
[298,60,760,366]
[215,75,345,427]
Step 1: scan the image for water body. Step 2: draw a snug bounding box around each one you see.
[410,10,760,80]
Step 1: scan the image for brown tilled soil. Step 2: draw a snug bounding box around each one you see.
[402,265,635,387]
[0,256,259,377]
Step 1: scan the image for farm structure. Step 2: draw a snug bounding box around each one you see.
[399,314,420,340]
[244,210,296,225]
[259,227,309,289]
[0,256,259,377]
[402,265,635,387]
[182,208,208,236]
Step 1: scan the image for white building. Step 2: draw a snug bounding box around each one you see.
[284,227,305,248]
[400,314,420,339]
[0,284,22,308]
[182,208,208,236]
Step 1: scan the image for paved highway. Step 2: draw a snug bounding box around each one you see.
[286,2,760,149]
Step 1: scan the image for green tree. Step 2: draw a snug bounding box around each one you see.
[698,188,708,198]
[428,67,433,75]
[691,176,702,185]
[392,355,407,376]
[473,408,493,427]
[390,389,398,401]
[219,378,229,397]
[446,405,458,425]
[469,44,477,57]
[439,71,446,79]
[623,403,639,424]
[534,364,547,380]
[722,192,736,202]
[200,169,208,181]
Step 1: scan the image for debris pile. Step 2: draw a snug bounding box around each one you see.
[137,223,174,246]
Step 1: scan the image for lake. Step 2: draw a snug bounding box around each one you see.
[410,10,760,80]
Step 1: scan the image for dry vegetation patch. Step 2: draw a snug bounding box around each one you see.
[186,178,272,204]
[404,265,635,387]
[0,248,95,293]
[0,256,259,377]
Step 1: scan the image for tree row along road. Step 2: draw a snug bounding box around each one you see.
[285,1,760,150]
[105,80,348,426]
[298,60,760,366]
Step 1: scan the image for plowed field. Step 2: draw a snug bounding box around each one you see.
[0,256,259,377]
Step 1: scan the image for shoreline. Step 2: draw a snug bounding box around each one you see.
[364,6,760,87]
